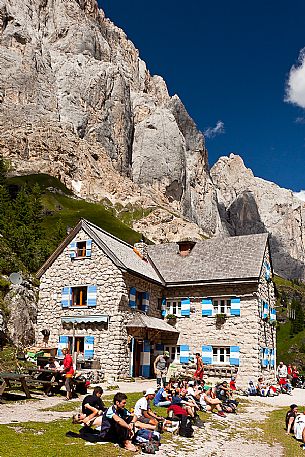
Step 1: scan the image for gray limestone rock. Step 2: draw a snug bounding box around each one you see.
[211,154,305,279]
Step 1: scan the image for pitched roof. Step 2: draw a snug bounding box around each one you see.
[36,219,163,284]
[82,220,163,284]
[147,233,269,284]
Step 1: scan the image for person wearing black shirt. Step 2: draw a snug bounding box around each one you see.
[286,404,298,434]
[82,386,106,423]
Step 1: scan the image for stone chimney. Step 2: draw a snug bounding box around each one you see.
[133,240,148,261]
[177,240,196,257]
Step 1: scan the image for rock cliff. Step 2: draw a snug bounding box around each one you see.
[0,0,220,240]
[211,154,305,279]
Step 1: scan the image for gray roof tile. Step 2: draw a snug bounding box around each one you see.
[147,233,269,284]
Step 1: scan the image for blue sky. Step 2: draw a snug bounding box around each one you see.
[100,1,305,192]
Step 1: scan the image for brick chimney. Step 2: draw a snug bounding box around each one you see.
[133,240,148,261]
[177,240,196,257]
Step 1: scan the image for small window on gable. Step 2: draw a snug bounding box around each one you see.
[71,286,88,307]
[76,241,86,257]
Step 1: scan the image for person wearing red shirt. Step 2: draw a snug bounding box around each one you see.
[62,348,74,400]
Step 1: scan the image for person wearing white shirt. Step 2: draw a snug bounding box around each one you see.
[277,361,288,380]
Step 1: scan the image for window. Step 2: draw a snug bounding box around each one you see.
[71,286,88,307]
[166,300,182,317]
[212,347,230,364]
[164,345,180,363]
[76,241,86,257]
[136,290,143,310]
[213,299,231,315]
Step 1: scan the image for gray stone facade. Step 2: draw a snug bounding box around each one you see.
[36,220,276,386]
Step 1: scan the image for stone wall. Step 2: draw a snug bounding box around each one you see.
[257,244,276,384]
[36,229,165,380]
[165,280,275,387]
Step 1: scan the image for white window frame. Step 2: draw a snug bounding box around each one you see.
[166,300,182,317]
[164,345,180,363]
[213,298,231,316]
[212,346,230,365]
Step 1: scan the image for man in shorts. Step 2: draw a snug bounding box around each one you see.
[134,388,163,427]
[194,353,204,381]
[61,348,74,400]
[154,351,170,387]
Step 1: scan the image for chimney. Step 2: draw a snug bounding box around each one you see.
[133,240,148,261]
[177,240,196,257]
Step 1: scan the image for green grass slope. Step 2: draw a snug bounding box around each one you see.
[7,174,143,246]
[274,275,305,369]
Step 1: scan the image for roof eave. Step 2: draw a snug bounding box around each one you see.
[165,277,260,287]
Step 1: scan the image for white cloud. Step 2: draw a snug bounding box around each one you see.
[204,120,225,138]
[293,190,305,202]
[285,48,305,108]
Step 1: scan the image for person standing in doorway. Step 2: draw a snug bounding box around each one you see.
[154,351,170,387]
[61,348,74,400]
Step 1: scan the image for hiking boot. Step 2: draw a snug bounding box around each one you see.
[217,411,226,417]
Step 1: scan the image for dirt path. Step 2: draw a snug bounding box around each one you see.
[157,399,283,457]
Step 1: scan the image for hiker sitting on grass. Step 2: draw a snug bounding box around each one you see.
[153,385,171,407]
[200,388,226,417]
[286,404,298,434]
[169,388,198,418]
[81,386,106,424]
[99,392,138,451]
[294,411,305,450]
[134,388,164,427]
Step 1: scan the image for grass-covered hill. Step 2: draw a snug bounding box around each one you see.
[7,173,144,248]
[274,275,305,369]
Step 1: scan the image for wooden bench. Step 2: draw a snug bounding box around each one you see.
[0,372,32,399]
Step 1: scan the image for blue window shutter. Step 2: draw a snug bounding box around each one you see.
[262,302,269,319]
[84,336,94,360]
[230,346,240,366]
[69,241,77,258]
[140,340,150,377]
[86,239,92,257]
[180,345,190,364]
[270,349,275,367]
[142,292,150,313]
[230,297,241,316]
[61,287,70,308]
[261,347,268,367]
[129,287,136,309]
[202,345,212,364]
[161,297,167,317]
[58,335,69,357]
[202,298,213,317]
[270,308,276,321]
[181,298,190,317]
[87,285,97,307]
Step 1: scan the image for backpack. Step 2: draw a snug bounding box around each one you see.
[178,416,194,438]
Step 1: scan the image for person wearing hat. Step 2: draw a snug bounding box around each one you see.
[154,351,170,387]
[134,388,163,427]
[286,404,298,434]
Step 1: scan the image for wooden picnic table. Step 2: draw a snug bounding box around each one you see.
[0,372,32,399]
